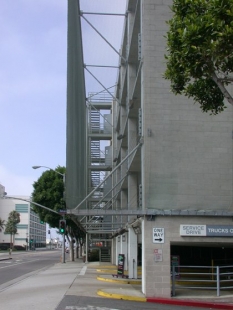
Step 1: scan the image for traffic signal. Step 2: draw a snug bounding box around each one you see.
[59,220,66,234]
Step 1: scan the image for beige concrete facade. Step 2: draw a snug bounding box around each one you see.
[111,0,233,298]
[143,216,233,297]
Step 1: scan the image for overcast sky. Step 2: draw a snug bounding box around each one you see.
[0,0,126,196]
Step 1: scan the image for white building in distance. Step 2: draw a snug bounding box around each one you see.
[0,184,46,250]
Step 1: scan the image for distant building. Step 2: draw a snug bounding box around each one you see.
[0,184,46,249]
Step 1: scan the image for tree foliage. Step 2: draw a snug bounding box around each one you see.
[5,211,20,247]
[164,0,233,114]
[0,218,5,232]
[31,166,66,229]
[31,166,85,241]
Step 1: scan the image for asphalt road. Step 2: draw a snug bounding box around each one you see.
[0,249,61,287]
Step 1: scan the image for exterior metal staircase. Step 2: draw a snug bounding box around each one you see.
[85,93,113,261]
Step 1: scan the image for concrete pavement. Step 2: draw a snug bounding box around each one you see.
[0,253,233,309]
[81,262,233,309]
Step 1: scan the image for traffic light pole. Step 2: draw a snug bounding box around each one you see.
[62,215,66,263]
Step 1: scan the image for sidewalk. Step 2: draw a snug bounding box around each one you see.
[74,261,233,309]
[0,255,233,309]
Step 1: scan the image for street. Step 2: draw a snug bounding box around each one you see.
[0,249,61,290]
[0,252,228,310]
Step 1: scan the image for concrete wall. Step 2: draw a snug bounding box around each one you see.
[140,0,233,297]
[141,0,233,212]
[143,216,233,297]
[112,0,233,299]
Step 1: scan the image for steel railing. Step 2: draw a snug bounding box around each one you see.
[171,265,233,297]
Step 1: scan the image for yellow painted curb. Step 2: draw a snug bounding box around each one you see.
[96,269,117,273]
[97,289,146,302]
[97,275,141,285]
[96,269,142,275]
[88,265,116,269]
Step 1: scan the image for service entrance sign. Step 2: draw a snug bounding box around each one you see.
[180,225,233,237]
[180,225,206,236]
[153,228,164,243]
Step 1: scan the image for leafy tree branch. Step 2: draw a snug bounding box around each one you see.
[164,0,233,114]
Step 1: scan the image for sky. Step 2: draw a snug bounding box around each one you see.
[0,0,126,197]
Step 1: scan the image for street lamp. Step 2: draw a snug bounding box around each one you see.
[32,165,66,263]
[32,166,65,183]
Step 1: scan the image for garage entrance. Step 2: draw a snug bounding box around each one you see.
[171,243,233,266]
[171,243,233,296]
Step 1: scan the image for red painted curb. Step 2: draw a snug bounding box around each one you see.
[147,297,233,309]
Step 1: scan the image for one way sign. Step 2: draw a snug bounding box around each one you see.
[153,228,164,243]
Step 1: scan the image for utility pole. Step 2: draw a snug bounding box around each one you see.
[62,215,66,263]
[50,229,52,250]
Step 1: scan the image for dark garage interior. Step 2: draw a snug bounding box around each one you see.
[171,243,233,266]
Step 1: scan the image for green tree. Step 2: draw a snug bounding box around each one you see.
[31,166,85,260]
[31,166,66,228]
[0,218,5,232]
[5,211,20,248]
[164,0,233,114]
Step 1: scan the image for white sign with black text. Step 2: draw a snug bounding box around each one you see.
[153,228,164,243]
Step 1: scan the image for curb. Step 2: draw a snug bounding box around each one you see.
[0,258,12,261]
[97,275,141,285]
[97,289,147,302]
[96,269,142,276]
[147,297,233,309]
[97,290,233,309]
[93,265,233,309]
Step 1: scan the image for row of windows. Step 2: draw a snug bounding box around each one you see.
[15,204,28,213]
[28,236,45,242]
[30,221,45,230]
[30,213,45,224]
[17,224,28,229]
[30,227,46,235]
[30,229,46,237]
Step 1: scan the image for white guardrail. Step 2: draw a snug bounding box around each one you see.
[171,265,233,297]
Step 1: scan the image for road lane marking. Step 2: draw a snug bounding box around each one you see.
[0,259,39,269]
[79,266,87,275]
